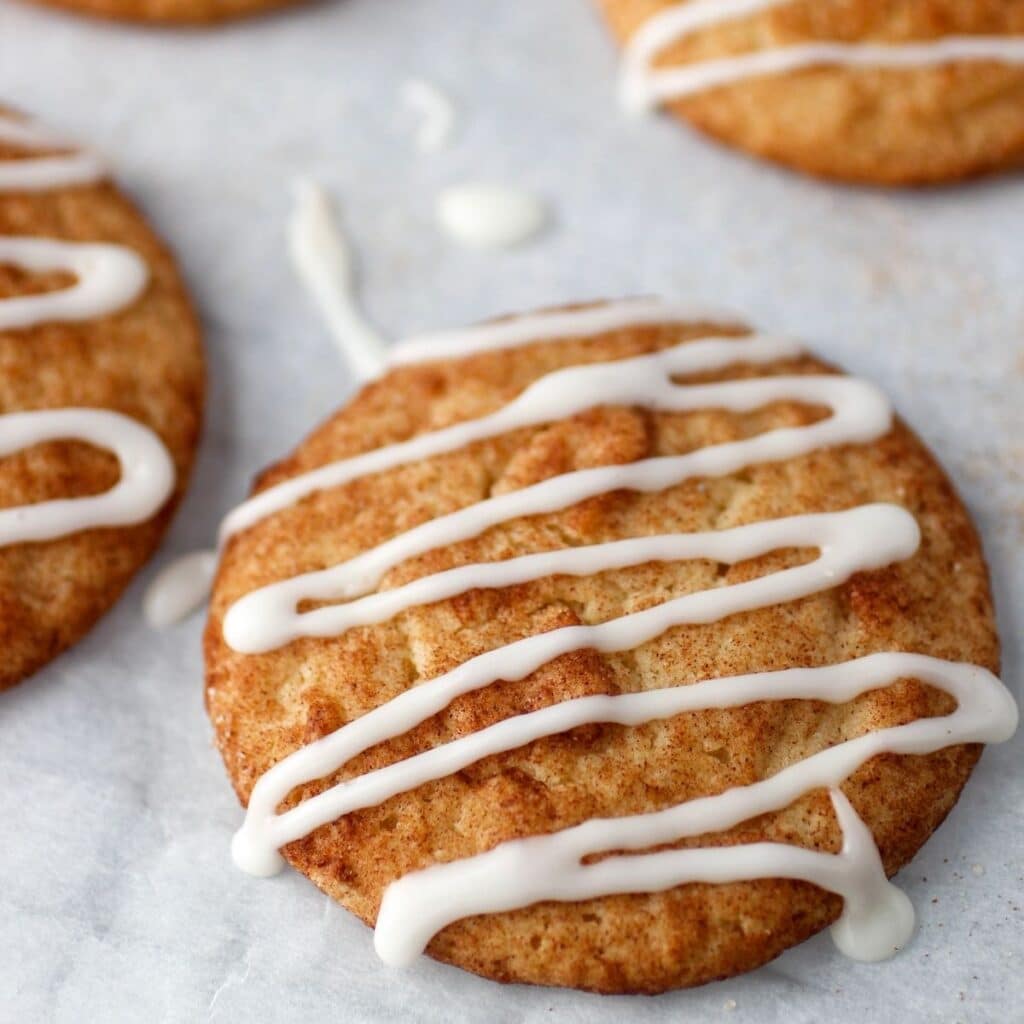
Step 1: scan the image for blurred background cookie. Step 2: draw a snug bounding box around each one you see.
[24,0,304,25]
[600,0,1024,184]
[0,106,203,689]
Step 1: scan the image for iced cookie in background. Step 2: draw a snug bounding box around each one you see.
[24,0,303,25]
[203,298,1015,992]
[0,106,203,691]
[600,0,1024,185]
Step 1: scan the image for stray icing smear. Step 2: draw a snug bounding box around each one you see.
[208,300,1017,969]
[620,0,1024,114]
[288,178,389,382]
[143,548,218,629]
[400,79,457,153]
[436,183,547,249]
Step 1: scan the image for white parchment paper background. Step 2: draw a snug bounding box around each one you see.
[0,1,1022,1020]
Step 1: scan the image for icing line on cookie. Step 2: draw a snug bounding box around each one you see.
[0,238,148,331]
[619,0,1024,113]
[289,179,389,382]
[0,409,174,544]
[390,296,741,365]
[0,114,106,191]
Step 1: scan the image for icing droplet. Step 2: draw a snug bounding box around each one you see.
[288,178,389,382]
[401,79,457,153]
[143,549,218,629]
[436,183,547,249]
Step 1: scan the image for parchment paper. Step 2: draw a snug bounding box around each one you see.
[0,1,1021,1020]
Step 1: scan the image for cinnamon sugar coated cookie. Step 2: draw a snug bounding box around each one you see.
[205,302,1014,993]
[26,0,301,24]
[0,107,203,690]
[599,0,1024,184]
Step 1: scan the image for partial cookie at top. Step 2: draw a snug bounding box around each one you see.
[205,308,999,992]
[0,107,204,690]
[23,0,303,25]
[599,0,1024,185]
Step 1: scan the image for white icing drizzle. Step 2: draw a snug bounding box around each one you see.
[0,120,174,552]
[390,296,740,366]
[222,337,890,653]
[207,302,1014,966]
[401,79,457,153]
[0,114,106,192]
[0,238,148,331]
[0,409,174,543]
[620,0,1024,113]
[288,179,389,382]
[436,183,547,249]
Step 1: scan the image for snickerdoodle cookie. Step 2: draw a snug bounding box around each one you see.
[0,106,203,690]
[599,0,1024,184]
[26,0,301,24]
[205,300,1013,992]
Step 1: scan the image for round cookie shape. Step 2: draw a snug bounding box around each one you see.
[599,0,1024,185]
[205,303,1008,993]
[0,107,203,690]
[24,0,302,25]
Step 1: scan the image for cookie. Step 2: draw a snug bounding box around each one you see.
[0,107,203,690]
[204,299,1014,993]
[26,0,301,25]
[599,0,1024,185]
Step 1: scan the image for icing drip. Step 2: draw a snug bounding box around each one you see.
[206,301,1014,966]
[401,79,457,153]
[619,0,1024,113]
[0,238,148,331]
[288,179,389,382]
[371,656,1013,966]
[377,786,917,965]
[0,121,174,550]
[436,183,547,249]
[0,114,106,191]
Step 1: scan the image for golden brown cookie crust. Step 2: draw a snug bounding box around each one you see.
[0,108,204,690]
[598,0,1024,185]
[23,0,303,25]
[205,313,998,993]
